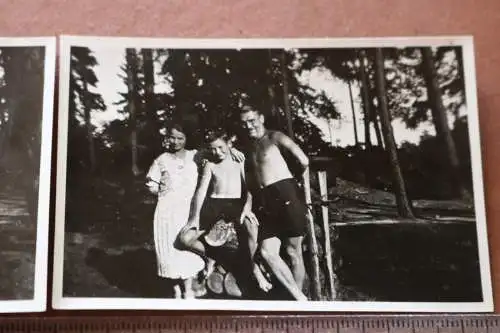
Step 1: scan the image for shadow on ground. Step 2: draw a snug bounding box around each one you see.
[76,244,293,301]
[84,247,175,298]
[0,195,35,300]
[334,223,483,302]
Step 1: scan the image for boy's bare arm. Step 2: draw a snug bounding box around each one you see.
[273,131,309,171]
[187,162,212,227]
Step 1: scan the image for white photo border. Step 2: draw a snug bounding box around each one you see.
[53,35,493,312]
[0,37,56,313]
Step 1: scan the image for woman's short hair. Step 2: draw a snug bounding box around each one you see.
[169,122,187,136]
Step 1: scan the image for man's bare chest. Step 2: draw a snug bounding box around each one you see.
[250,142,281,165]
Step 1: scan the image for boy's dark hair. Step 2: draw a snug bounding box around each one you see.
[240,105,262,115]
[204,128,229,144]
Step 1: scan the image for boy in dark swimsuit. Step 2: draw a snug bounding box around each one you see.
[179,129,272,292]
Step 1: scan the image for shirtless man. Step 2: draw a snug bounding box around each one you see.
[239,105,309,301]
[179,129,272,292]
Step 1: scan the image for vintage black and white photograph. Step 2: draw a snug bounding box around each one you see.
[53,36,492,311]
[0,37,55,313]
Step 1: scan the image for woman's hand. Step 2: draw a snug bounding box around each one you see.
[157,180,168,195]
[230,147,245,163]
[146,178,161,195]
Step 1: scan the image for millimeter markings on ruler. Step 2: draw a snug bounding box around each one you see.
[0,315,498,333]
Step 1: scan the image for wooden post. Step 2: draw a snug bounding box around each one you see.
[302,168,322,300]
[318,170,336,300]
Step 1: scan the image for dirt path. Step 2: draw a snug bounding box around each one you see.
[0,191,36,300]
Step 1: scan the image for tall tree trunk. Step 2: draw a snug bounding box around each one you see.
[369,91,384,149]
[82,80,96,172]
[0,97,16,160]
[0,108,7,158]
[358,50,372,151]
[171,51,194,127]
[141,48,161,153]
[374,48,415,218]
[142,48,155,114]
[280,50,294,138]
[347,80,359,147]
[126,48,140,176]
[373,114,384,149]
[266,50,280,129]
[421,47,471,201]
[23,49,44,220]
[453,47,466,105]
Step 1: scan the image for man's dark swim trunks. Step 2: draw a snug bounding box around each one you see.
[254,178,308,240]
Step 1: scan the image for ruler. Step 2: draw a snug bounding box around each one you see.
[0,315,498,333]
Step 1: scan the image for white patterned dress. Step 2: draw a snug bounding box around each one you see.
[146,150,205,279]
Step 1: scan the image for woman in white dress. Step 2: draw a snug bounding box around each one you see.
[145,124,205,299]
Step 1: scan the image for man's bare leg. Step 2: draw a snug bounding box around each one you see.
[243,219,272,292]
[260,237,307,300]
[284,236,306,289]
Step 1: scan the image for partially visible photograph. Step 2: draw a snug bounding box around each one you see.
[53,36,492,312]
[0,38,55,313]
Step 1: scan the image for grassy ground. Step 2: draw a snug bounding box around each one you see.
[62,175,483,301]
[0,190,36,300]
